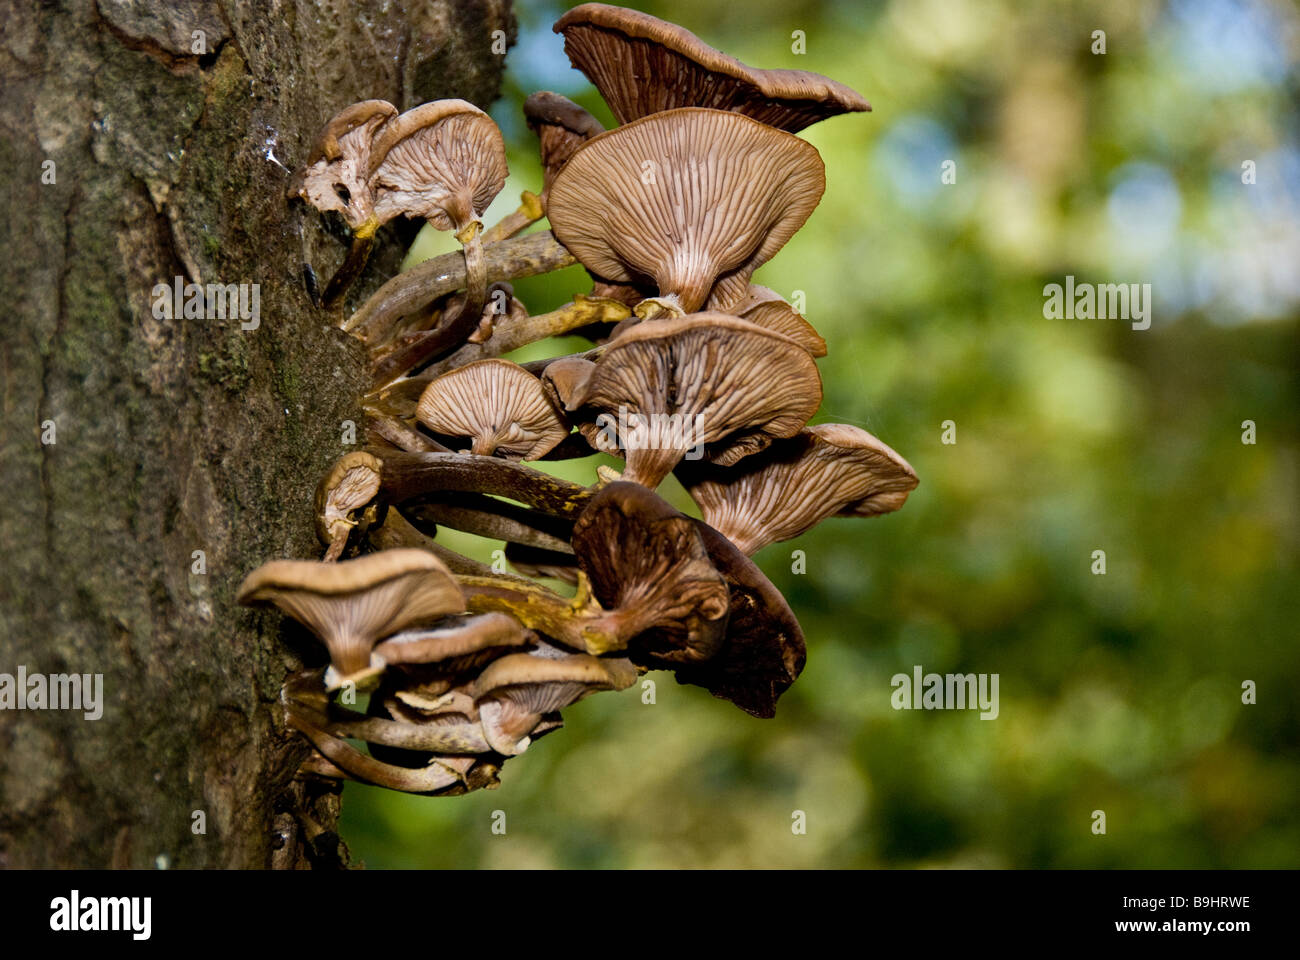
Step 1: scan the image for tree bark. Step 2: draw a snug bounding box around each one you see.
[0,0,514,869]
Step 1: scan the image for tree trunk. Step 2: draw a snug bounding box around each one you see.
[0,0,514,869]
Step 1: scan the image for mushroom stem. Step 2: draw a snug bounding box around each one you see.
[288,694,493,754]
[368,508,541,586]
[375,449,593,517]
[364,412,448,453]
[621,444,687,489]
[323,529,350,562]
[320,216,379,308]
[402,496,575,554]
[456,573,622,655]
[344,231,576,342]
[482,190,544,244]
[457,220,488,322]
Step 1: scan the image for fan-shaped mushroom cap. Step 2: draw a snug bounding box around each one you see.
[678,424,919,555]
[558,314,823,488]
[416,358,568,460]
[237,549,465,688]
[472,652,636,755]
[546,107,825,313]
[523,91,605,197]
[572,481,730,665]
[554,4,869,132]
[315,451,384,559]
[373,611,531,670]
[368,100,508,231]
[723,284,826,357]
[290,99,396,230]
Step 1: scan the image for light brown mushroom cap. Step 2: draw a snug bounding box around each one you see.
[373,611,531,669]
[523,91,605,196]
[368,100,508,231]
[416,358,568,460]
[314,451,384,548]
[291,99,397,229]
[723,284,827,357]
[560,314,823,488]
[237,549,465,685]
[546,107,825,313]
[554,3,869,132]
[472,652,636,755]
[678,423,919,555]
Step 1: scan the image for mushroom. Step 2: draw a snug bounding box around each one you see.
[472,651,636,755]
[722,284,826,357]
[288,99,398,306]
[414,358,568,460]
[676,424,919,555]
[571,481,730,665]
[367,100,509,333]
[314,451,384,561]
[553,3,869,132]
[548,314,823,488]
[546,107,825,313]
[236,548,465,690]
[372,611,531,671]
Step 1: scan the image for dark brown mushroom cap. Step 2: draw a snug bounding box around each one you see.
[554,3,869,132]
[236,549,465,682]
[291,99,397,229]
[677,423,919,555]
[723,284,827,357]
[674,521,806,718]
[314,451,384,547]
[368,100,508,231]
[546,107,825,313]
[559,314,823,488]
[472,651,636,754]
[415,359,568,460]
[373,611,531,670]
[523,91,605,196]
[572,482,729,665]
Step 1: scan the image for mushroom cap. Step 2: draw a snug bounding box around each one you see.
[554,4,869,132]
[416,358,569,460]
[546,107,825,313]
[236,549,465,680]
[523,91,605,194]
[373,611,531,670]
[314,451,384,545]
[723,284,827,358]
[563,314,823,487]
[539,356,596,412]
[572,481,730,665]
[678,423,919,555]
[291,99,397,229]
[472,651,636,754]
[368,99,508,231]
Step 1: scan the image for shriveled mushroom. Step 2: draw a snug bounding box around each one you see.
[554,4,869,132]
[722,284,826,358]
[548,314,822,488]
[415,359,568,460]
[677,424,919,555]
[237,549,465,690]
[472,651,636,755]
[547,107,824,312]
[314,451,384,561]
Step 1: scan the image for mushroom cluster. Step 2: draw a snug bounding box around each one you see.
[253,4,918,796]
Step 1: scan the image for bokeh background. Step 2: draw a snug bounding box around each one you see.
[341,0,1300,868]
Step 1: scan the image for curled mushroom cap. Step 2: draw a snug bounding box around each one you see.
[554,4,869,132]
[546,107,825,313]
[415,358,568,460]
[723,284,826,358]
[237,549,465,688]
[557,314,823,488]
[472,652,636,755]
[290,99,397,229]
[315,451,384,561]
[572,482,730,665]
[367,100,508,231]
[678,424,919,555]
[523,91,605,198]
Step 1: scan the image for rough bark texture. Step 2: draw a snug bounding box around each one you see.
[0,0,514,869]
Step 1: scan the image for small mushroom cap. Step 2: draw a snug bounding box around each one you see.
[472,651,636,754]
[723,284,827,357]
[416,358,568,460]
[291,99,397,228]
[539,356,596,412]
[368,99,508,231]
[314,451,384,546]
[678,423,919,555]
[547,107,825,313]
[554,3,869,132]
[372,611,530,669]
[523,91,605,195]
[237,549,465,680]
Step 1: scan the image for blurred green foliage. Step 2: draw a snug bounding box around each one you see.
[350,0,1300,867]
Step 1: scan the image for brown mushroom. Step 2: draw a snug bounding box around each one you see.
[236,549,465,690]
[677,424,919,555]
[415,358,568,460]
[722,284,827,357]
[554,4,869,132]
[314,451,384,561]
[546,107,825,313]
